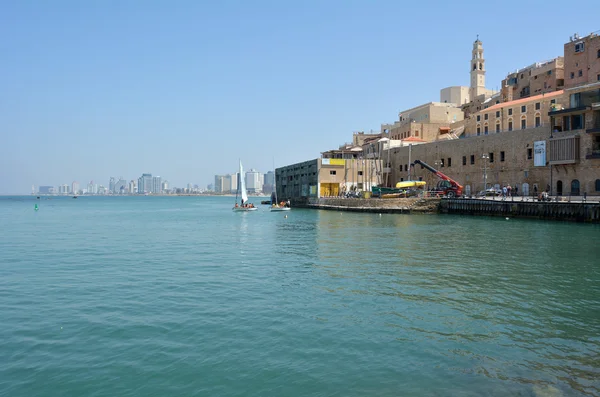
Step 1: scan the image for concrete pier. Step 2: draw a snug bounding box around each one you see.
[440,198,600,223]
[294,196,600,223]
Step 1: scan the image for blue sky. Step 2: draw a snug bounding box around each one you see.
[1,0,598,193]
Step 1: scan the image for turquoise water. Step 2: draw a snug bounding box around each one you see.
[1,196,599,396]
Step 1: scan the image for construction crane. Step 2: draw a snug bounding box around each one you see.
[411,159,463,198]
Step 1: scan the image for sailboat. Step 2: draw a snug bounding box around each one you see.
[270,164,290,212]
[233,159,257,212]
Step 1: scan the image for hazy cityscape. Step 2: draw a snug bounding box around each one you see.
[34,169,275,196]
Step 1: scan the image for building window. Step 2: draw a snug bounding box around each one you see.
[521,105,526,113]
[598,49,600,58]
[570,72,575,79]
[551,99,556,104]
[527,148,533,159]
[462,156,467,165]
[496,111,500,117]
[415,130,419,136]
[578,70,583,77]
[508,121,513,131]
[358,171,363,176]
[489,153,494,163]
[535,116,541,127]
[500,151,505,162]
[575,42,585,53]
[470,155,475,165]
[508,108,513,116]
[496,122,500,132]
[477,126,481,135]
[484,125,489,134]
[598,74,600,81]
[535,102,541,110]
[447,158,452,167]
[596,179,600,192]
[484,114,488,120]
[477,115,481,122]
[330,170,336,175]
[521,119,526,129]
[440,159,444,167]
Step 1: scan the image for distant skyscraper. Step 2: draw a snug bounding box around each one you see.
[207,183,214,191]
[114,177,127,194]
[214,175,225,193]
[245,169,263,193]
[152,176,162,194]
[138,174,152,194]
[72,181,80,195]
[129,180,136,194]
[38,186,53,194]
[109,177,116,194]
[263,171,275,194]
[162,180,169,192]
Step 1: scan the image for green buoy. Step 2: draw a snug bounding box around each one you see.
[34,204,39,211]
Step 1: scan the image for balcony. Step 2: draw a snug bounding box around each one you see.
[549,135,580,165]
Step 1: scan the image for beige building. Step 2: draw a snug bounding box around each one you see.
[440,86,470,105]
[276,157,380,199]
[564,31,600,89]
[501,57,565,102]
[383,102,464,142]
[465,90,564,137]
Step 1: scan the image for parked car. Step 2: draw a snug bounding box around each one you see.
[477,188,502,197]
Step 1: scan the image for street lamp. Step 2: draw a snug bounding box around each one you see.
[481,153,489,194]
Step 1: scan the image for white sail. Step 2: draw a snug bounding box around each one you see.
[239,160,248,203]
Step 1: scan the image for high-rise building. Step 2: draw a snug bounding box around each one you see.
[214,175,225,193]
[58,184,70,194]
[137,174,152,194]
[129,180,137,194]
[38,186,54,194]
[109,177,116,194]
[263,171,275,194]
[162,180,169,193]
[152,176,162,194]
[72,181,80,195]
[245,169,263,193]
[114,177,127,194]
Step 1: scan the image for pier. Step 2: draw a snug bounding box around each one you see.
[295,196,600,223]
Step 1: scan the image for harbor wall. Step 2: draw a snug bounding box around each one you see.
[295,197,600,223]
[440,198,600,223]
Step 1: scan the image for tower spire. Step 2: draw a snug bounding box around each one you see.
[469,38,486,100]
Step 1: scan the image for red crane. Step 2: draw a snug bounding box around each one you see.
[412,159,463,198]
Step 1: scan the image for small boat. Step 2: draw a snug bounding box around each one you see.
[395,180,426,189]
[269,165,291,212]
[233,159,257,212]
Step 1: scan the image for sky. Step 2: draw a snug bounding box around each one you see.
[1,0,599,194]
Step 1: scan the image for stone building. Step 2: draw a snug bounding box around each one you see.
[563,31,600,89]
[382,102,464,142]
[501,57,565,102]
[465,90,564,137]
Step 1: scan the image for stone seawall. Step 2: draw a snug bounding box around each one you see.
[297,197,441,214]
[440,198,600,223]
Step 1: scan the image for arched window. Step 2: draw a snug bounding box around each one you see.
[484,122,489,135]
[479,63,483,70]
[597,49,600,58]
[595,179,600,192]
[473,63,477,71]
[508,118,513,131]
[495,121,500,133]
[535,112,541,127]
[557,180,563,195]
[520,115,527,130]
[571,179,580,195]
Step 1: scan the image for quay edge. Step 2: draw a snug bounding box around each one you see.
[292,197,600,223]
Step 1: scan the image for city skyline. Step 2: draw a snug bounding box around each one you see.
[2,1,599,194]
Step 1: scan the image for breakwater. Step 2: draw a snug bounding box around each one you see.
[295,197,600,223]
[441,198,600,223]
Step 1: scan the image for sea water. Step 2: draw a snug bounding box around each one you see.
[0,196,599,396]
